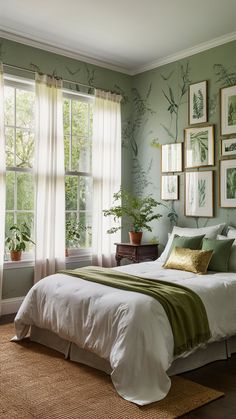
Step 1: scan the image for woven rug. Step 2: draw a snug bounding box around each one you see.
[0,323,224,419]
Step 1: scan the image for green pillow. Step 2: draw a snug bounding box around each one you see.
[202,238,234,272]
[167,234,205,259]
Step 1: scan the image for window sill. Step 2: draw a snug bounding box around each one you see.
[65,248,92,263]
[3,249,92,270]
[4,259,35,269]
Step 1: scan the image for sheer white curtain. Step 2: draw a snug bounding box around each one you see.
[0,64,6,315]
[92,89,122,267]
[34,74,65,283]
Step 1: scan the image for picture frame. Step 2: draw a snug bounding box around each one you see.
[188,80,207,125]
[161,143,182,173]
[161,175,178,200]
[221,137,236,157]
[220,159,236,207]
[185,171,213,217]
[184,125,214,169]
[221,85,236,135]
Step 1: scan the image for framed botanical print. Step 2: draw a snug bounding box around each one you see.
[184,125,214,169]
[221,85,236,135]
[161,175,178,200]
[188,80,207,125]
[220,159,236,207]
[185,171,213,217]
[221,137,236,157]
[161,143,182,173]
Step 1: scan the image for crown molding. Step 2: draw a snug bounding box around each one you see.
[131,31,236,75]
[0,28,133,75]
[1,27,236,77]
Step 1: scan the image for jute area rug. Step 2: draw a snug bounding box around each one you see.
[0,324,224,419]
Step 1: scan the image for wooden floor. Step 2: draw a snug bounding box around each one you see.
[1,314,236,418]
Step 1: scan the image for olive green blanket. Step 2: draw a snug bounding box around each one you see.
[60,266,211,356]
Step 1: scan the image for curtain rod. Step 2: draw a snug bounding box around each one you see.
[3,62,95,92]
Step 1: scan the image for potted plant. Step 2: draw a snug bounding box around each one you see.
[65,219,91,256]
[5,222,35,261]
[103,189,162,245]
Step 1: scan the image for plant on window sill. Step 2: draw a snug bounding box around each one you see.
[5,222,35,262]
[65,219,91,257]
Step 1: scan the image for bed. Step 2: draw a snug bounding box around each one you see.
[12,258,236,405]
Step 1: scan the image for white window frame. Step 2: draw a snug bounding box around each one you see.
[63,90,94,260]
[4,75,35,266]
[3,77,94,267]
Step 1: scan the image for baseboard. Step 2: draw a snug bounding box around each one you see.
[1,297,24,315]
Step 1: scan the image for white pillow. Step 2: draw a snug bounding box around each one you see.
[158,224,225,264]
[227,226,236,239]
[217,234,236,272]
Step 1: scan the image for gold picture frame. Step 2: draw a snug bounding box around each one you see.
[185,171,213,217]
[220,159,236,208]
[188,80,208,125]
[161,175,179,200]
[184,125,214,169]
[161,143,182,173]
[221,85,236,136]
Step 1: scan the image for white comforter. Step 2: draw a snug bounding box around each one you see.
[14,261,236,405]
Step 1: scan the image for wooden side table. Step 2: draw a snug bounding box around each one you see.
[115,243,158,266]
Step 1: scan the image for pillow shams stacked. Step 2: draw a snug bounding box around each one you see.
[158,223,225,264]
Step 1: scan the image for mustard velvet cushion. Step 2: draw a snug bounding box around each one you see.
[164,247,214,274]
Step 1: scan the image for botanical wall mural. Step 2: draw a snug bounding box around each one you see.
[132,40,236,248]
[122,84,155,194]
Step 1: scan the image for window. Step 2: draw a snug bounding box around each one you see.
[4,77,35,258]
[3,77,93,261]
[63,92,93,251]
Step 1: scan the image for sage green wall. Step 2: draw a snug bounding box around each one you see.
[1,37,236,300]
[2,267,34,299]
[0,37,133,299]
[131,40,236,251]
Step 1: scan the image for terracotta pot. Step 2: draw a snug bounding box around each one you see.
[10,250,22,261]
[129,231,143,245]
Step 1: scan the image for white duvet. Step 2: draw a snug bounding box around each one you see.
[14,261,236,405]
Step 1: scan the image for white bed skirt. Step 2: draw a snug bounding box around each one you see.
[30,326,236,377]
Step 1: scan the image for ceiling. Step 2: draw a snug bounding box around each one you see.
[0,0,236,74]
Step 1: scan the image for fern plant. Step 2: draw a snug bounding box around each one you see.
[193,89,204,119]
[103,189,162,234]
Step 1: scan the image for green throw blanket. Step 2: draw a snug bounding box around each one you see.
[60,266,211,356]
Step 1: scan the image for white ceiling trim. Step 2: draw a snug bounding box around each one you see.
[0,27,236,76]
[0,28,132,75]
[132,31,236,75]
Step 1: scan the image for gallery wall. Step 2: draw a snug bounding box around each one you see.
[131,40,236,250]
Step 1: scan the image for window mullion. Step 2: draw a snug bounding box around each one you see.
[14,171,17,224]
[77,174,80,223]
[69,99,72,171]
[14,87,16,167]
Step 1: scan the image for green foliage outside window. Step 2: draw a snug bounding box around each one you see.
[4,82,93,255]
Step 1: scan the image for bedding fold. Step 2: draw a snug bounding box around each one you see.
[60,266,211,356]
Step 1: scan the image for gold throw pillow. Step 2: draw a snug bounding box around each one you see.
[163,247,214,274]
